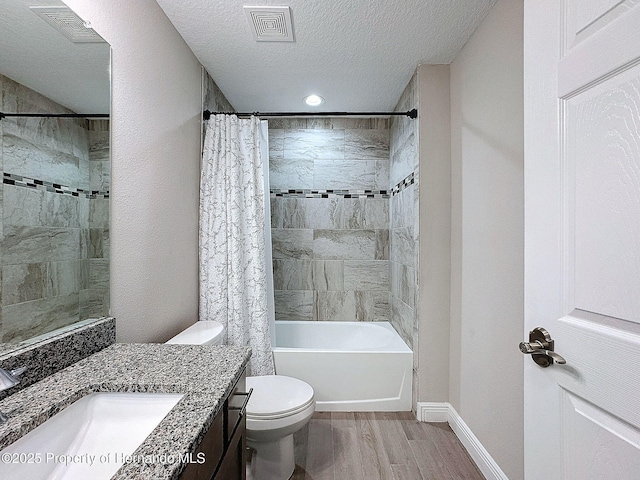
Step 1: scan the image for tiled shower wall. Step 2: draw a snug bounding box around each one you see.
[268,118,391,321]
[390,73,420,408]
[0,75,109,343]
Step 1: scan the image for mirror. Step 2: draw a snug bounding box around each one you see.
[0,0,110,347]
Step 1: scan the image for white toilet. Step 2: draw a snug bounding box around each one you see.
[166,321,315,480]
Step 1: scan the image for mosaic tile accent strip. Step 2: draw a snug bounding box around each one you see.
[2,172,110,199]
[391,171,415,196]
[270,171,415,199]
[271,188,390,199]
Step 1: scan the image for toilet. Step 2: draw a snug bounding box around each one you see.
[166,321,315,480]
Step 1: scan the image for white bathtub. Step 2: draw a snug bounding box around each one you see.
[272,321,412,411]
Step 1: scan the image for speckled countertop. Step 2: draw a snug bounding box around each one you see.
[0,343,251,479]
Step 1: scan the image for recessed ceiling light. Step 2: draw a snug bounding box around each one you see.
[304,94,324,107]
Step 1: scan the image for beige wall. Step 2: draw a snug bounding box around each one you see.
[64,0,204,342]
[449,0,524,478]
[417,65,451,403]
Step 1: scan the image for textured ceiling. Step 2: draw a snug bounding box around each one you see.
[156,0,498,112]
[0,0,110,114]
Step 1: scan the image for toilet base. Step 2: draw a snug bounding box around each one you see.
[246,434,295,480]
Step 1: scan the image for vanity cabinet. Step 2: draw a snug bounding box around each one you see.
[180,371,249,480]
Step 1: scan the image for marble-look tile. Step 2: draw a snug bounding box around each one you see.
[89,228,109,258]
[390,295,414,350]
[344,261,389,291]
[273,260,343,291]
[274,290,315,320]
[1,263,47,306]
[47,261,82,298]
[269,157,314,190]
[389,131,417,187]
[301,198,380,230]
[371,291,391,321]
[268,129,284,161]
[89,259,109,290]
[89,160,110,192]
[316,291,356,321]
[79,228,89,260]
[312,160,377,190]
[203,70,235,112]
[272,259,310,290]
[311,260,344,291]
[89,130,109,163]
[344,129,390,160]
[313,229,377,260]
[3,185,45,227]
[46,191,82,228]
[375,229,390,260]
[363,198,389,229]
[1,293,80,343]
[272,229,314,259]
[389,227,413,266]
[390,185,415,229]
[3,133,86,189]
[390,261,415,309]
[79,288,109,319]
[270,198,311,229]
[2,226,80,265]
[79,259,90,290]
[376,159,390,190]
[89,198,109,229]
[284,129,345,159]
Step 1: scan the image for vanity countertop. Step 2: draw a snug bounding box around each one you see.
[0,343,251,479]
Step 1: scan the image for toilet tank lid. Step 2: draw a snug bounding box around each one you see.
[166,321,225,345]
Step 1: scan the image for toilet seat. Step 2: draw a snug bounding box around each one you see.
[246,376,315,420]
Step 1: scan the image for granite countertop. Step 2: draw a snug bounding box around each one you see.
[0,343,251,479]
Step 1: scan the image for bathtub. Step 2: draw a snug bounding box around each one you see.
[272,321,412,411]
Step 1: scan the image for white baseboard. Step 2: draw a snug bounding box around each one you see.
[416,402,509,480]
[416,401,450,422]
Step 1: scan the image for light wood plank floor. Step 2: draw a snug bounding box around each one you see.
[290,412,485,480]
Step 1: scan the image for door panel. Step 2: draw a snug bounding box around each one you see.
[566,68,640,321]
[524,0,640,477]
[561,392,640,479]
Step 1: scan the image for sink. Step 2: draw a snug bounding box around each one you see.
[0,392,183,480]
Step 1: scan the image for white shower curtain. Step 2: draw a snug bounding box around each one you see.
[199,114,275,376]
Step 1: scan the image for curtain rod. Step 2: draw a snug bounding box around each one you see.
[0,112,109,119]
[203,108,417,120]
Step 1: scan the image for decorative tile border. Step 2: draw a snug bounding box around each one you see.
[271,189,390,199]
[270,171,416,199]
[391,171,415,196]
[2,172,109,199]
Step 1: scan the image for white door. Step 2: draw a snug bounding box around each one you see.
[524,1,640,479]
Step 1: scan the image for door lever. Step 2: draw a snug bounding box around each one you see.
[519,327,566,367]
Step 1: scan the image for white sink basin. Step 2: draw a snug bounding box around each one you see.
[0,392,183,480]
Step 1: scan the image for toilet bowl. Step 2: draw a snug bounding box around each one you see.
[166,321,315,480]
[245,375,315,480]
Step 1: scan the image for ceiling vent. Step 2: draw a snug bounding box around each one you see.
[244,6,294,42]
[30,6,105,43]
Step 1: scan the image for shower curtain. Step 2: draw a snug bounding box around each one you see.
[200,114,275,376]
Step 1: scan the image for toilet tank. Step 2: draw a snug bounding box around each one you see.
[165,321,225,345]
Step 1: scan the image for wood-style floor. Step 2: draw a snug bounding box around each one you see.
[290,412,485,480]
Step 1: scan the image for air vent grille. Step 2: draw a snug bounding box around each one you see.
[244,6,294,42]
[30,6,105,43]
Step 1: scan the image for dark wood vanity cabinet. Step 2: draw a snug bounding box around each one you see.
[181,371,249,480]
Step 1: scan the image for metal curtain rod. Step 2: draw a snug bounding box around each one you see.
[203,108,417,120]
[0,112,109,119]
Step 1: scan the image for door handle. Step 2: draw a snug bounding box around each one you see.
[519,327,566,367]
